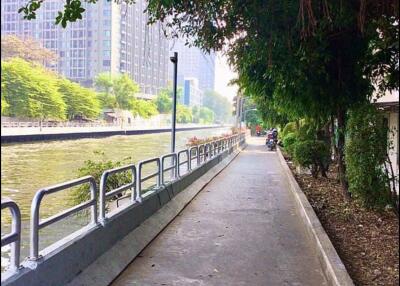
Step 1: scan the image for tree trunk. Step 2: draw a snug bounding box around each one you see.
[337,107,350,200]
[330,114,338,161]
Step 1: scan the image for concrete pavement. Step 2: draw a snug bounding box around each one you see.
[110,137,328,286]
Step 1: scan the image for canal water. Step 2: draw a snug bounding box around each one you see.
[1,127,230,271]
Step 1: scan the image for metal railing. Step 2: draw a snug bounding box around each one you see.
[30,176,98,260]
[137,158,161,202]
[189,146,199,170]
[198,144,206,164]
[1,199,21,272]
[161,153,178,184]
[99,164,137,223]
[1,133,246,277]
[177,149,190,176]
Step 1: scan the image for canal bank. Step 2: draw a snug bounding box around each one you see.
[1,125,227,144]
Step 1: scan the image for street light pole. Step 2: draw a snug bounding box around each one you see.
[170,52,178,153]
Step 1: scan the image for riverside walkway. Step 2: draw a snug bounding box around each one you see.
[111,137,328,286]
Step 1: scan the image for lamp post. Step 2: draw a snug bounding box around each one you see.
[170,52,178,153]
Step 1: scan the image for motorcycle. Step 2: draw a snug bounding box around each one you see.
[266,138,276,151]
[256,131,261,136]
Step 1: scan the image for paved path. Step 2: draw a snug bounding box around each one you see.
[111,137,327,286]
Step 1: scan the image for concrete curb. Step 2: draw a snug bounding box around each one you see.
[67,144,247,286]
[276,147,354,286]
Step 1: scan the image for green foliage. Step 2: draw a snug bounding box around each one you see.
[70,151,132,205]
[293,140,330,178]
[94,73,139,110]
[281,122,297,139]
[131,99,159,119]
[1,82,9,115]
[2,58,66,120]
[154,90,172,113]
[58,79,100,120]
[1,35,58,65]
[282,133,298,156]
[345,103,392,208]
[192,106,214,124]
[154,86,183,114]
[203,90,231,123]
[176,105,192,123]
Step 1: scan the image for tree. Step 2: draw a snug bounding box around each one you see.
[192,105,214,124]
[2,58,66,120]
[154,89,172,113]
[58,79,101,120]
[94,73,139,110]
[1,35,57,65]
[345,103,397,210]
[131,99,159,119]
[203,90,231,123]
[176,105,193,123]
[18,0,399,199]
[1,81,9,115]
[154,85,183,113]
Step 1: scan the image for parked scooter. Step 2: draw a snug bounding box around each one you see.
[266,138,276,151]
[265,128,278,151]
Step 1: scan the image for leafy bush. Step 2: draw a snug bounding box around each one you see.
[132,99,159,119]
[282,132,298,156]
[281,122,297,138]
[192,106,215,124]
[293,140,330,178]
[70,152,132,205]
[2,58,66,120]
[176,104,193,123]
[58,78,101,120]
[345,103,392,209]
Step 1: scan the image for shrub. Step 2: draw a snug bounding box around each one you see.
[281,122,297,138]
[345,103,393,209]
[293,140,330,178]
[282,132,298,156]
[132,99,158,119]
[70,152,132,206]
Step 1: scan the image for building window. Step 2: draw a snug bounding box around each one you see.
[103,40,111,48]
[103,60,111,66]
[103,50,111,59]
[103,9,111,17]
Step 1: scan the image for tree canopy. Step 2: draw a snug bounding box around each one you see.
[202,90,231,123]
[94,72,140,110]
[1,58,101,120]
[58,78,101,120]
[1,35,58,65]
[2,58,66,120]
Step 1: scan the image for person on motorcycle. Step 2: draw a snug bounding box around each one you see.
[272,128,278,142]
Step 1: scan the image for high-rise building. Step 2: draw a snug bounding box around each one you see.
[169,39,215,92]
[183,78,203,107]
[1,0,169,97]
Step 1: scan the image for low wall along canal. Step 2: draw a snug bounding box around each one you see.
[0,127,230,271]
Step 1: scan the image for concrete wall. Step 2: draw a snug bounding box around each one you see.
[2,140,246,286]
[1,125,225,143]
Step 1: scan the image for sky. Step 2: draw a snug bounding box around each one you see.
[215,52,238,102]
